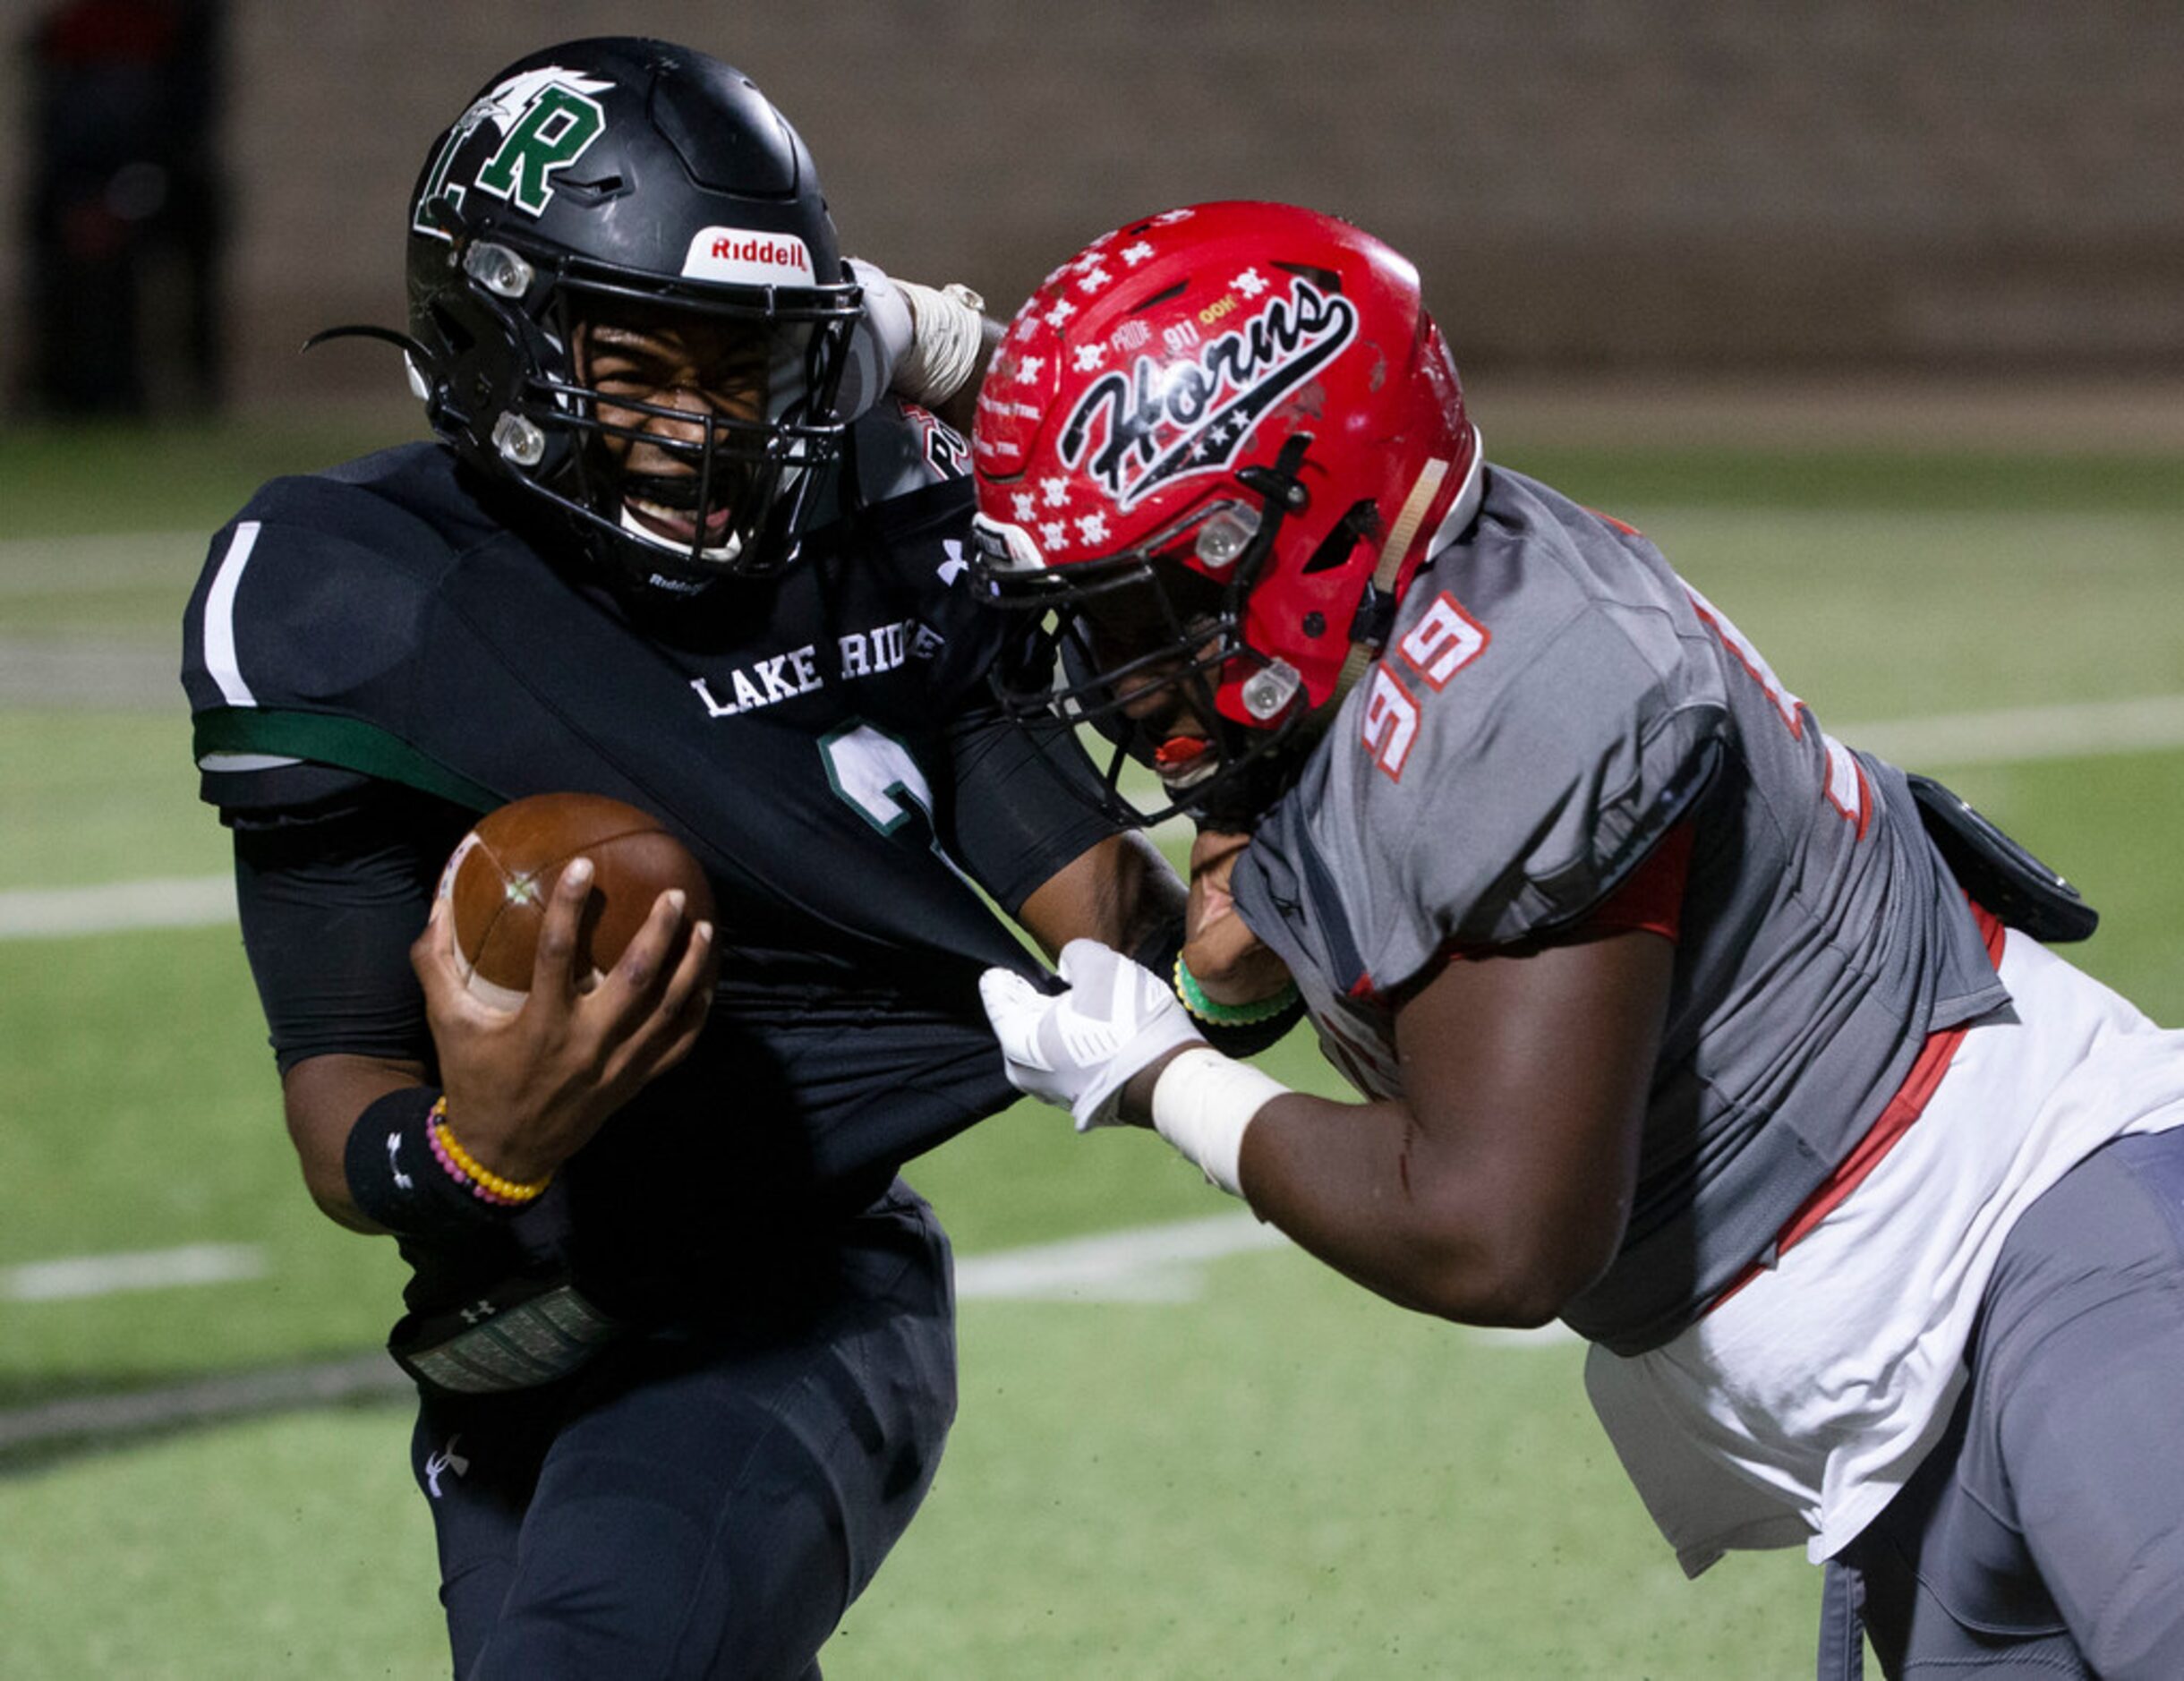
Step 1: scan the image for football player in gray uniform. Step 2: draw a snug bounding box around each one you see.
[968,201,2184,1678]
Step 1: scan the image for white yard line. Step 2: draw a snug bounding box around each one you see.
[955,1209,1290,1301]
[0,636,183,709]
[960,1212,1574,1340]
[1848,694,2184,769]
[0,530,205,593]
[0,875,235,938]
[0,1217,1273,1310]
[2,1243,266,1302]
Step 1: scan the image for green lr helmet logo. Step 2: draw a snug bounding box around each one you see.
[475,85,607,216]
[413,68,614,237]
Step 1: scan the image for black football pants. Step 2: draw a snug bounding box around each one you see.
[408,1184,957,1681]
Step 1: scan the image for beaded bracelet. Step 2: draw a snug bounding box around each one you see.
[427,1097,553,1207]
[1172,953,1302,1027]
[426,1120,520,1207]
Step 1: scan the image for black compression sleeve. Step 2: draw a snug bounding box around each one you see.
[228,785,477,1073]
[943,702,1120,916]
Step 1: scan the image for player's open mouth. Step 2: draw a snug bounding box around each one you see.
[620,492,734,548]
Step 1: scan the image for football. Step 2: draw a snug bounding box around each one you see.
[438,792,716,1009]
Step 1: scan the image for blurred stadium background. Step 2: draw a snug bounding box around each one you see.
[3,0,2180,414]
[1,2,2180,1676]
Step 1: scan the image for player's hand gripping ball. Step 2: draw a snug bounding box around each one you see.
[438,792,715,1010]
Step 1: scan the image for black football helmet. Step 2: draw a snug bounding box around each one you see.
[392,38,860,593]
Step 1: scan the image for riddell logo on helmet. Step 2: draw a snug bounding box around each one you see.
[682,228,815,286]
[1059,277,1357,510]
[708,235,809,270]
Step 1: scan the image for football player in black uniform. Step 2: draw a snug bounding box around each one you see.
[179,39,1260,1680]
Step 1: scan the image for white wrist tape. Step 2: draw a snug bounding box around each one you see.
[1150,1047,1290,1199]
[893,280,986,405]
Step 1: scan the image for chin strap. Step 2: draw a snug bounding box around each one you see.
[1330,427,1487,703]
[300,323,441,403]
[300,322,434,361]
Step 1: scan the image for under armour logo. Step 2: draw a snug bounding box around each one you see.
[424,1434,470,1498]
[387,1131,413,1191]
[458,1299,496,1325]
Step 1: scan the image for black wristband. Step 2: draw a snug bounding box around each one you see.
[345,1087,520,1242]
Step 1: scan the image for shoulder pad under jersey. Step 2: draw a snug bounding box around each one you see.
[1262,467,1730,992]
[181,444,505,815]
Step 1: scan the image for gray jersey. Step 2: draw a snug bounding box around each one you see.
[1231,466,2008,1355]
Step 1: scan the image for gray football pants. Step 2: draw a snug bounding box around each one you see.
[1828,1125,2184,1678]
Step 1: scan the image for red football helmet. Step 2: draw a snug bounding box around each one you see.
[971,201,1480,824]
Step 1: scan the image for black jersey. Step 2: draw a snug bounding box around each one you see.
[181,414,1114,1326]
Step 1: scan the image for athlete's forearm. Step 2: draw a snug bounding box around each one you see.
[1016,831,1185,960]
[1239,1094,1592,1327]
[283,1052,426,1235]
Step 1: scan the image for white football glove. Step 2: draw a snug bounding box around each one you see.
[979,939,1207,1131]
[835,258,914,420]
[839,260,987,419]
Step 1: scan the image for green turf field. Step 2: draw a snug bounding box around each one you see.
[3,415,2180,1677]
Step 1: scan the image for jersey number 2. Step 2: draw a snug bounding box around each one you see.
[819,721,976,884]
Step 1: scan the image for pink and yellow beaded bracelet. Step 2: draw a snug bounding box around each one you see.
[425,1096,554,1207]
